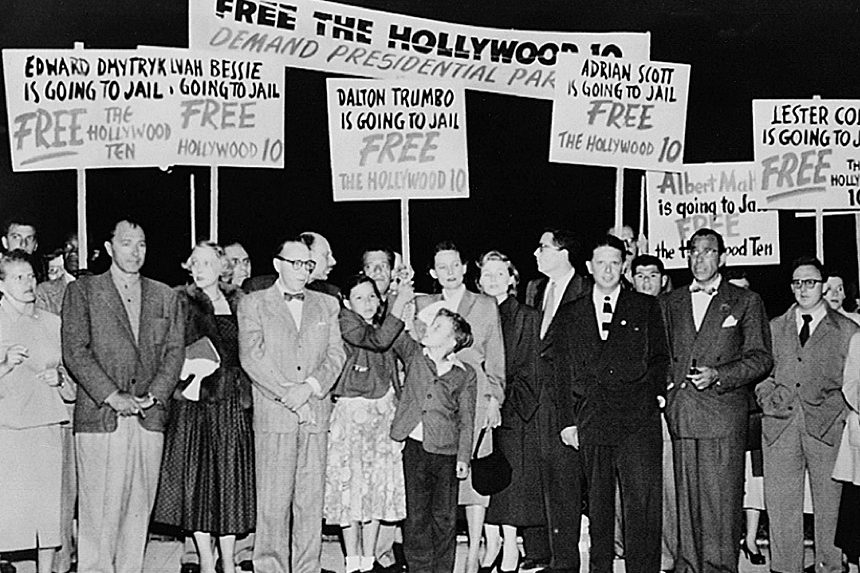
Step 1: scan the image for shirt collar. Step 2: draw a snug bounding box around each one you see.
[422,347,464,371]
[690,274,722,295]
[275,279,305,300]
[794,301,827,324]
[592,284,621,309]
[550,268,576,292]
[109,263,140,288]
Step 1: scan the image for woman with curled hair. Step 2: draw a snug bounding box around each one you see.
[153,241,255,573]
[476,251,543,573]
[0,250,74,573]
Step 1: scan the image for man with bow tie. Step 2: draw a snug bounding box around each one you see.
[756,257,858,573]
[238,237,346,573]
[554,235,669,573]
[660,228,772,573]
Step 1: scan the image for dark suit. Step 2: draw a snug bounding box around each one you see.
[62,270,184,573]
[522,274,590,571]
[556,288,668,573]
[660,281,772,573]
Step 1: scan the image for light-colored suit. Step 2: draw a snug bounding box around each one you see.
[62,271,184,573]
[415,290,505,506]
[238,284,345,573]
[757,305,858,573]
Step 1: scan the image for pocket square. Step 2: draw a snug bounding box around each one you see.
[722,315,738,328]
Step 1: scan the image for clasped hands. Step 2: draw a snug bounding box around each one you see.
[686,365,720,390]
[277,381,315,424]
[105,390,157,417]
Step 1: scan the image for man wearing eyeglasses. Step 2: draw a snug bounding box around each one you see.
[238,238,346,573]
[660,228,772,573]
[756,256,858,573]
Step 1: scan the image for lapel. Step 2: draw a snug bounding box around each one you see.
[581,288,605,364]
[671,287,696,346]
[262,284,299,338]
[457,289,478,320]
[95,272,138,348]
[803,306,838,352]
[691,285,739,355]
[137,278,155,354]
[534,278,547,309]
[298,291,321,336]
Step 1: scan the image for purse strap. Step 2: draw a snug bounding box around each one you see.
[472,426,488,459]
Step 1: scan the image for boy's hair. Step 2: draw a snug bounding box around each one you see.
[436,307,474,353]
[631,254,665,275]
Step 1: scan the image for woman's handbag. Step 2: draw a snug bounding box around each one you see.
[470,427,512,496]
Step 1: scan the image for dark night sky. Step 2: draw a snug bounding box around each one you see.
[2,0,859,316]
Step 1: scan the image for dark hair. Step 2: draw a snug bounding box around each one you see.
[273,236,305,258]
[687,228,725,255]
[790,256,827,281]
[433,240,462,260]
[108,219,144,242]
[2,217,38,238]
[362,246,395,270]
[544,228,580,266]
[0,249,35,280]
[590,234,627,262]
[343,273,385,325]
[436,307,474,353]
[723,267,749,282]
[631,254,665,275]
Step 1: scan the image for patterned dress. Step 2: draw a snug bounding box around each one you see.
[154,288,256,535]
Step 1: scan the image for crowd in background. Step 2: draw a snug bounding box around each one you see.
[0,216,859,573]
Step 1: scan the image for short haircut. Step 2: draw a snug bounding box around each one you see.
[723,267,748,282]
[343,273,384,324]
[362,246,395,269]
[544,228,580,266]
[224,239,247,250]
[477,250,520,297]
[299,232,320,249]
[790,256,827,280]
[2,217,37,237]
[0,249,34,280]
[591,234,628,262]
[687,228,725,255]
[436,307,474,353]
[108,219,144,242]
[273,236,305,258]
[433,240,462,260]
[631,254,665,275]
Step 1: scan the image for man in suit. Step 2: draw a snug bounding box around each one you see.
[756,257,859,573]
[238,237,346,573]
[555,235,668,573]
[521,229,590,573]
[226,241,252,288]
[62,219,185,573]
[660,227,772,573]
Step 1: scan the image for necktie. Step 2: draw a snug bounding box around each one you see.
[601,296,612,338]
[799,314,812,346]
[284,291,305,302]
[540,281,556,338]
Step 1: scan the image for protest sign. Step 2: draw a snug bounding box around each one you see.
[549,53,689,171]
[3,47,284,170]
[189,0,650,101]
[327,79,468,201]
[646,162,780,269]
[753,99,860,210]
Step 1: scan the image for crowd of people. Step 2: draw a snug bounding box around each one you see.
[0,216,859,573]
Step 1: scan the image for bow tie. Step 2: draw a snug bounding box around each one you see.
[284,291,305,302]
[690,283,717,295]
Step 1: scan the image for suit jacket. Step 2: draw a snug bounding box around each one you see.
[756,305,858,447]
[498,296,540,423]
[62,271,185,433]
[35,277,69,315]
[238,284,346,434]
[555,288,668,445]
[661,281,773,439]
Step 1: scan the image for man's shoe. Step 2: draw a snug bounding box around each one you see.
[238,560,254,571]
[180,565,200,573]
[520,559,549,571]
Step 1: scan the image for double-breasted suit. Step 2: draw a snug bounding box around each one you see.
[660,280,772,573]
[238,284,346,573]
[757,305,858,573]
[555,287,668,573]
[415,289,506,506]
[522,273,590,572]
[62,270,185,573]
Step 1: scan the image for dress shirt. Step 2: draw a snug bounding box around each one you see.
[109,265,141,342]
[408,348,462,442]
[543,268,576,321]
[795,301,827,338]
[690,274,722,331]
[274,280,325,398]
[592,285,621,340]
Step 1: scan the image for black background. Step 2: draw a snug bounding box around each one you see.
[2,0,859,316]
